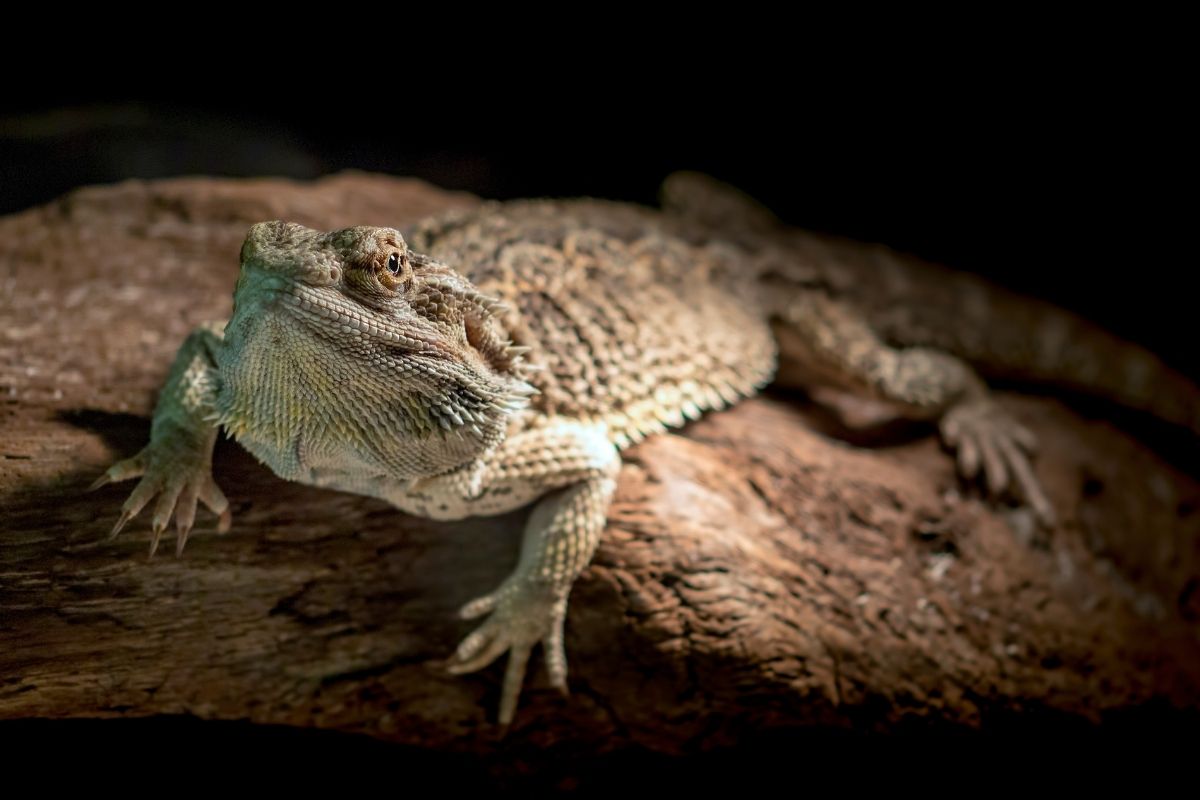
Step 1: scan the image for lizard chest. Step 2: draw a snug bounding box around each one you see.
[231,418,404,500]
[216,300,482,490]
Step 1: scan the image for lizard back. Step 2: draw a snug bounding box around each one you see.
[409,200,777,448]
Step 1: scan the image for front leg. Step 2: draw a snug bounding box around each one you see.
[775,292,1054,524]
[399,420,619,724]
[91,322,231,556]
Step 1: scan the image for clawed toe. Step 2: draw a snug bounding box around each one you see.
[107,510,134,541]
[499,645,534,725]
[91,450,231,556]
[942,399,1055,526]
[149,521,167,558]
[448,637,508,676]
[458,591,500,620]
[446,580,571,724]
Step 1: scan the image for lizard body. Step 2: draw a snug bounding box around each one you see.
[93,172,1200,724]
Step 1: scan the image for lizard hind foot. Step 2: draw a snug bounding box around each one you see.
[446,578,570,725]
[940,398,1056,527]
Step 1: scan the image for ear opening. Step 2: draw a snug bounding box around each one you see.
[464,306,518,376]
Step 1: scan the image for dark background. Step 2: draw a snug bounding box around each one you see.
[1,57,1191,381]
[0,30,1194,782]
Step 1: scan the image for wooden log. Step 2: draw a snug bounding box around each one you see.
[1,174,1197,760]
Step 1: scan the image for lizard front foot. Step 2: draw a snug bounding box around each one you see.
[91,430,230,557]
[446,575,570,725]
[940,398,1054,525]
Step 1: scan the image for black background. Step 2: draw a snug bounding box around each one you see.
[1,25,1194,774]
[1,39,1191,381]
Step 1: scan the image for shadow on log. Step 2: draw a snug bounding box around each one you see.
[1,174,1198,773]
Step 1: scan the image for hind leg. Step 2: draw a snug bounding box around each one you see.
[775,291,1054,525]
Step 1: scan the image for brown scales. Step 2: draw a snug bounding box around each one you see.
[410,200,778,448]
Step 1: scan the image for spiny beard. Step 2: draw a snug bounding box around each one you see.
[216,258,538,479]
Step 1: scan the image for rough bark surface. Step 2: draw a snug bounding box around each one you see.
[2,174,1198,758]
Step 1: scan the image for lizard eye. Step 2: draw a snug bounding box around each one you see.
[379,250,411,293]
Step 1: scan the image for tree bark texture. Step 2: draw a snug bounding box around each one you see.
[1,174,1198,757]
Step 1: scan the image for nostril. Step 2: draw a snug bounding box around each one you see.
[328,267,341,283]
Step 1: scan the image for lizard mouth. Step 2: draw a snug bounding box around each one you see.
[271,283,444,353]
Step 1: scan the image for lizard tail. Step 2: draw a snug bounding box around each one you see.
[865,259,1200,437]
[978,295,1200,436]
[659,170,1200,435]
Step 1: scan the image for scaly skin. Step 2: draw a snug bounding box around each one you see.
[93,173,1200,723]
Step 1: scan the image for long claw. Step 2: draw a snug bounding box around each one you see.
[151,483,184,535]
[176,484,198,526]
[149,521,166,559]
[108,511,133,540]
[499,645,533,725]
[122,479,160,521]
[175,524,192,557]
[998,438,1055,527]
[94,453,148,492]
[447,636,509,675]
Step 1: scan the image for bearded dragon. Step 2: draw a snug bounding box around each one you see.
[90,172,1200,724]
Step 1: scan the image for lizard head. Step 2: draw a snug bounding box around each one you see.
[217,221,534,476]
